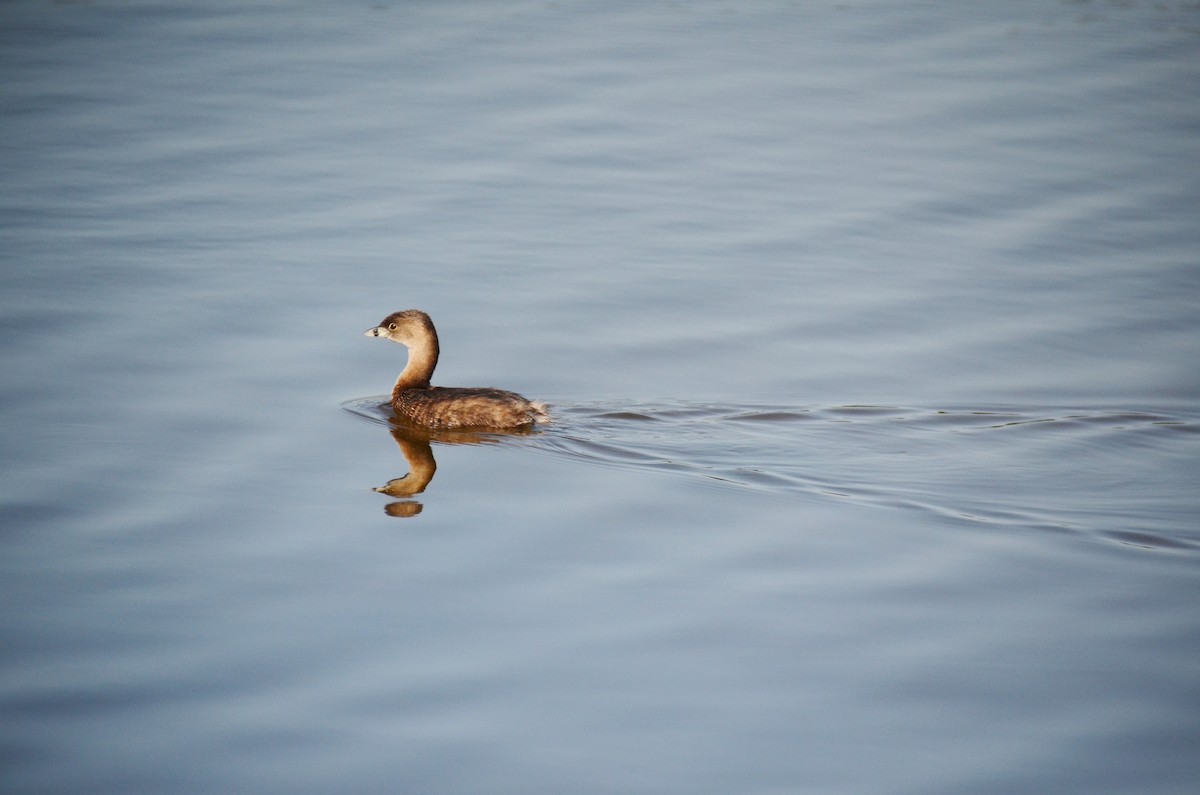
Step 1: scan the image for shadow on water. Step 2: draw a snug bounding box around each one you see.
[344,397,1200,550]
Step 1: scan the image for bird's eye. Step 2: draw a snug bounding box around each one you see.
[388,323,396,330]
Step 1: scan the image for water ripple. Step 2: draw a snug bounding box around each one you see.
[531,401,1200,551]
[344,397,1200,550]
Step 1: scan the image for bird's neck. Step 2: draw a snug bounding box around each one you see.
[392,338,439,395]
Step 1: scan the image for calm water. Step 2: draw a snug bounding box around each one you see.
[3,1,1199,793]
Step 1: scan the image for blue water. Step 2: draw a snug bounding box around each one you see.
[3,1,1199,793]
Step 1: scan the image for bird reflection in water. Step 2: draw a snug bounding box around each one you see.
[373,417,539,518]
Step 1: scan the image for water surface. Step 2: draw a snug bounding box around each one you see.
[2,1,1199,793]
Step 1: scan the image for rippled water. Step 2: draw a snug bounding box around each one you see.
[3,1,1200,793]
[347,397,1200,550]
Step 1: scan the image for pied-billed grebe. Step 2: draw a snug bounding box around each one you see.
[364,309,549,429]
